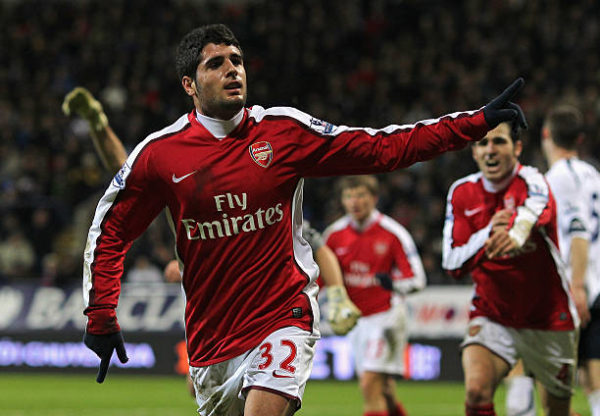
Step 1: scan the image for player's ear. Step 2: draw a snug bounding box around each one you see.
[182,76,196,97]
[541,126,551,141]
[513,139,523,158]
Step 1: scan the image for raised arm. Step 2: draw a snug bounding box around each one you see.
[62,87,127,174]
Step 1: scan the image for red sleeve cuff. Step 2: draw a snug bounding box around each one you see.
[84,307,121,334]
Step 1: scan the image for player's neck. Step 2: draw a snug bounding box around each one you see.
[195,109,244,139]
[548,147,578,167]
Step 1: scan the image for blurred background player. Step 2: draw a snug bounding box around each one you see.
[542,104,600,416]
[324,175,427,416]
[442,120,579,416]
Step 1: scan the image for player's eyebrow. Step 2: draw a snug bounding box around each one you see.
[475,136,510,146]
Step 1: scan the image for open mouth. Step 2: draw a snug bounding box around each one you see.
[225,81,242,91]
[485,160,499,168]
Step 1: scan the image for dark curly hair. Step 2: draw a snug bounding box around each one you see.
[175,24,242,81]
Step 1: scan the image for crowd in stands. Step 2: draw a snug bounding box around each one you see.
[1,0,599,285]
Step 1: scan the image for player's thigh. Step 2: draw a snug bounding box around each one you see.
[536,381,571,416]
[242,326,318,412]
[584,359,600,391]
[245,388,296,416]
[579,309,600,390]
[462,344,511,393]
[351,304,407,376]
[461,317,515,388]
[516,328,577,400]
[189,358,247,416]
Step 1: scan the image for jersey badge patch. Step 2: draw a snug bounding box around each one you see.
[113,163,131,189]
[309,117,335,134]
[249,141,273,168]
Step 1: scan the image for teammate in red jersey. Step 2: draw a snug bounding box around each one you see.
[324,175,425,416]
[75,22,526,415]
[442,121,579,416]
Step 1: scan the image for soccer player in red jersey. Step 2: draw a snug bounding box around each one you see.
[442,121,579,416]
[75,22,526,415]
[63,86,361,396]
[324,175,426,416]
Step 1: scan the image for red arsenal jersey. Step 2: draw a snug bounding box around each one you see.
[442,164,577,330]
[83,105,488,366]
[324,210,426,316]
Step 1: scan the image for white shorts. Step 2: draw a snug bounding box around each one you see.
[189,326,318,416]
[348,303,407,376]
[461,316,578,398]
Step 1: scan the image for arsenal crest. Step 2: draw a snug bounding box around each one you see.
[249,141,273,168]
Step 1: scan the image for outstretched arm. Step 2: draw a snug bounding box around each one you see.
[62,87,127,174]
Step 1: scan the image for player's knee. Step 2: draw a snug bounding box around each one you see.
[465,384,493,405]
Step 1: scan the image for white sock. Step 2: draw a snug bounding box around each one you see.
[589,389,600,416]
[506,376,536,416]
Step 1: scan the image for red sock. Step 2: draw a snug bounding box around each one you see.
[363,411,388,416]
[465,402,495,416]
[394,402,408,416]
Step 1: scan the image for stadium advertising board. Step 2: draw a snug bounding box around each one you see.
[0,284,470,380]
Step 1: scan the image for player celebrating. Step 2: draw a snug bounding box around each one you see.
[324,175,426,416]
[63,86,361,399]
[442,120,579,416]
[62,85,361,336]
[542,105,600,416]
[77,23,526,416]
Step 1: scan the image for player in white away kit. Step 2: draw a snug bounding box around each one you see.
[542,105,600,416]
[78,23,527,416]
[324,175,426,416]
[443,121,579,416]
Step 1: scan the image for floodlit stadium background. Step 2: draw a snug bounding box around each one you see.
[0,0,598,413]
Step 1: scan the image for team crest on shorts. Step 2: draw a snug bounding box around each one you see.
[468,325,481,337]
[249,141,273,168]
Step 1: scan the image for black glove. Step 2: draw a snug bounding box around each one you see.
[483,78,528,130]
[84,331,129,383]
[375,273,394,292]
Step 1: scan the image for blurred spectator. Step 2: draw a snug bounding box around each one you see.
[0,231,35,279]
[126,255,164,283]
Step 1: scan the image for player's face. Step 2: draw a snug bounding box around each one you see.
[341,185,377,223]
[186,43,247,120]
[472,123,522,183]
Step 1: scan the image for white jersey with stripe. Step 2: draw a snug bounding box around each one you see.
[546,157,600,305]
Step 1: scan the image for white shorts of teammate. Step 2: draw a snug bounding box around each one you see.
[189,326,318,416]
[461,316,578,398]
[348,302,407,375]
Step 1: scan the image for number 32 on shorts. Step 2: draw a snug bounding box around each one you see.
[258,340,297,378]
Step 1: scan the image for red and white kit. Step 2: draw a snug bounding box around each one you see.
[324,210,425,316]
[83,105,488,371]
[442,163,577,330]
[324,210,425,374]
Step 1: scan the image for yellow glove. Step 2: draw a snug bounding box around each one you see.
[62,87,108,132]
[326,285,361,335]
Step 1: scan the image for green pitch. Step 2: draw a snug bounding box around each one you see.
[0,373,590,415]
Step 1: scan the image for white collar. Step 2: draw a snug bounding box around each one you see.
[195,109,244,139]
[350,209,381,232]
[481,163,520,193]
